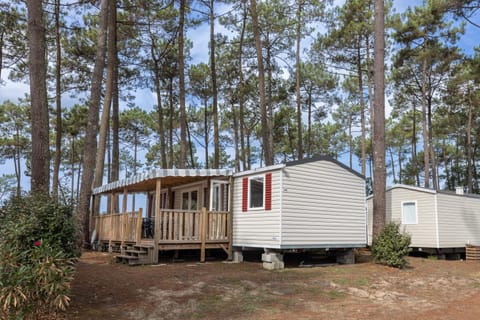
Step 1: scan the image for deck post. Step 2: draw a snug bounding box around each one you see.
[108,214,112,252]
[201,207,207,262]
[121,189,128,254]
[153,179,162,264]
[136,208,143,245]
[227,177,234,260]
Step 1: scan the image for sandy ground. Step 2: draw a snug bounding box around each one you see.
[62,251,480,320]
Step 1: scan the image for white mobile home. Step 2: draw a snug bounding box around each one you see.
[232,156,367,251]
[367,184,480,253]
[91,156,367,268]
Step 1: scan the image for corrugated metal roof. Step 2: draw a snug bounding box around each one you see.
[92,168,233,195]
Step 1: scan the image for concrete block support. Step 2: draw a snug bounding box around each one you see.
[336,249,355,265]
[233,250,244,263]
[262,252,284,270]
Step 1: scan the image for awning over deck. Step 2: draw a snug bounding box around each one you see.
[92,168,233,195]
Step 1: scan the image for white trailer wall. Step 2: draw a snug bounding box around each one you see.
[232,167,283,248]
[281,160,366,248]
[437,193,480,247]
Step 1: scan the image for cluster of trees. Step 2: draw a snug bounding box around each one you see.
[0,0,478,240]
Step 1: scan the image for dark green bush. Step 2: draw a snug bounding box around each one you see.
[0,194,80,319]
[371,222,411,269]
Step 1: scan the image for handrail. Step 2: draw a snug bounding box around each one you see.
[94,208,231,261]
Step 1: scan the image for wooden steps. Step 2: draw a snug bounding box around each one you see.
[115,243,155,266]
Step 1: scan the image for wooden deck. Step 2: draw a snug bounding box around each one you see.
[93,208,232,263]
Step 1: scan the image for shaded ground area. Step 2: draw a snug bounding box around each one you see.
[65,251,480,320]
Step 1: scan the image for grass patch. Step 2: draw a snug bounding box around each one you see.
[324,290,347,300]
[194,289,273,319]
[333,277,369,287]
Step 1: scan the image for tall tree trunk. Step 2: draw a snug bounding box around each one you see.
[357,43,367,177]
[307,90,312,157]
[154,67,167,169]
[151,30,167,168]
[132,132,137,211]
[14,128,21,197]
[0,31,3,80]
[398,149,403,184]
[421,55,430,188]
[366,33,374,137]
[27,0,50,195]
[372,0,386,239]
[412,106,419,186]
[442,139,448,189]
[178,0,187,168]
[239,0,247,171]
[349,114,353,169]
[389,147,396,183]
[455,136,460,187]
[70,136,75,208]
[94,0,116,214]
[204,99,209,168]
[232,99,240,172]
[209,0,219,168]
[52,0,62,200]
[110,31,119,213]
[111,27,119,181]
[250,0,272,165]
[78,0,108,246]
[428,97,437,190]
[467,92,473,193]
[266,44,274,165]
[169,77,174,168]
[186,119,196,168]
[295,0,303,160]
[76,155,82,204]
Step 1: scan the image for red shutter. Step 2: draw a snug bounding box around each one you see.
[242,177,248,212]
[265,173,272,211]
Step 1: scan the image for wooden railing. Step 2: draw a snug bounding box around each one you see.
[93,208,230,245]
[94,209,142,244]
[156,209,230,242]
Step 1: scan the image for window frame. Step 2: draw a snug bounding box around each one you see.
[181,187,200,211]
[248,174,265,210]
[401,201,418,225]
[209,180,230,212]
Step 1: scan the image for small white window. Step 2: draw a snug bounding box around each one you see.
[249,175,264,209]
[402,201,417,224]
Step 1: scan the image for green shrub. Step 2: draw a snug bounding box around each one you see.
[371,222,411,269]
[0,194,79,319]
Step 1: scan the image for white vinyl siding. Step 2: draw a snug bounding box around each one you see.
[280,161,366,247]
[368,185,480,249]
[232,169,282,248]
[436,194,480,247]
[389,187,437,248]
